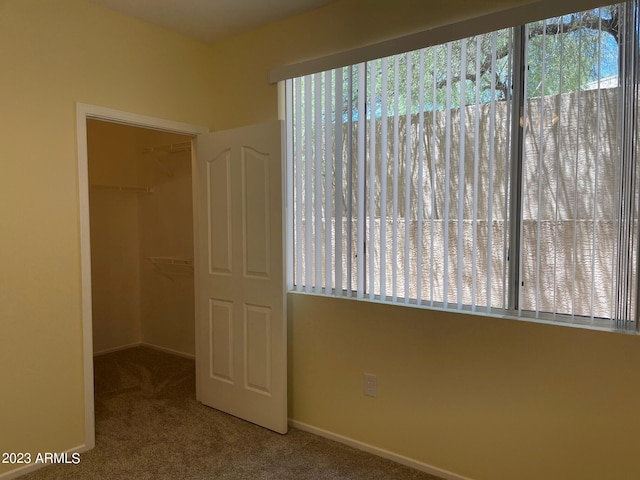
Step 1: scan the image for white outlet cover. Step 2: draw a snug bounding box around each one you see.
[364,373,377,398]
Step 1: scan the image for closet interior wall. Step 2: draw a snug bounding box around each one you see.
[88,119,195,357]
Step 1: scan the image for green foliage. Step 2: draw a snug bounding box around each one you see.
[293,6,621,141]
[526,6,620,98]
[330,5,621,117]
[366,30,514,115]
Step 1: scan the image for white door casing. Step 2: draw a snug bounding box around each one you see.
[77,103,208,454]
[194,120,287,434]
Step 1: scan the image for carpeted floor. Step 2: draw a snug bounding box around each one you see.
[21,346,443,480]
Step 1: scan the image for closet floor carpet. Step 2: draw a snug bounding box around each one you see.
[21,346,443,480]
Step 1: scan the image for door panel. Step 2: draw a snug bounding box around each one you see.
[242,148,271,278]
[209,299,234,383]
[195,121,286,434]
[207,150,232,275]
[244,304,271,394]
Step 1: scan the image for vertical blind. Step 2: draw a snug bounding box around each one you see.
[286,1,640,331]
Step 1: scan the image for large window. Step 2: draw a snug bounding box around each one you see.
[286,1,640,331]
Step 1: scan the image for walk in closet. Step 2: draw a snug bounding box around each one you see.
[87,119,195,357]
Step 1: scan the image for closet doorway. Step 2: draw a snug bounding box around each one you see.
[76,104,208,449]
[87,119,196,358]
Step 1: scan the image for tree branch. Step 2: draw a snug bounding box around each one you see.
[434,41,512,99]
[527,9,619,43]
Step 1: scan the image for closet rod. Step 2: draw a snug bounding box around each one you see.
[91,184,154,193]
[142,141,191,154]
[146,256,193,266]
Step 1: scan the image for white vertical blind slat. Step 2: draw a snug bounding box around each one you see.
[324,70,333,294]
[286,79,295,291]
[304,77,313,293]
[590,15,603,323]
[368,61,377,300]
[294,78,304,292]
[472,36,481,311]
[404,53,413,304]
[571,28,584,320]
[392,57,401,302]
[346,67,354,294]
[417,50,426,305]
[380,59,389,301]
[443,42,453,308]
[502,29,514,310]
[487,32,497,313]
[457,38,467,309]
[357,63,366,298]
[314,73,323,294]
[534,24,546,317]
[335,68,344,294]
[430,47,438,307]
[552,21,565,318]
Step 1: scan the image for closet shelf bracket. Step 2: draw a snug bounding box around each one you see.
[143,141,192,177]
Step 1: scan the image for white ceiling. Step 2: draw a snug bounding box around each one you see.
[90,0,338,43]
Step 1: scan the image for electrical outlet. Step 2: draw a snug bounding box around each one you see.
[364,373,377,398]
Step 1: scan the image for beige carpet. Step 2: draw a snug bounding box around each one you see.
[22,346,443,480]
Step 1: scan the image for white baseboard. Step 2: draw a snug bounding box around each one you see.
[140,342,195,360]
[93,342,194,360]
[0,444,89,480]
[0,416,467,480]
[93,342,143,356]
[288,420,474,480]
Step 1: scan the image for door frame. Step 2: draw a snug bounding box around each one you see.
[75,103,208,449]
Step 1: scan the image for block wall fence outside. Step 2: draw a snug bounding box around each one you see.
[293,88,625,318]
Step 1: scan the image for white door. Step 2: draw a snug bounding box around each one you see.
[194,121,287,434]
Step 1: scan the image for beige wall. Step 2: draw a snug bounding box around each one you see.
[0,0,213,475]
[289,295,640,480]
[3,0,640,479]
[207,0,536,131]
[137,129,195,356]
[88,120,142,353]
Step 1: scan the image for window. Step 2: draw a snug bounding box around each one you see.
[286,1,640,331]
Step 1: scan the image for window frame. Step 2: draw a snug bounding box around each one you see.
[283,1,640,333]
